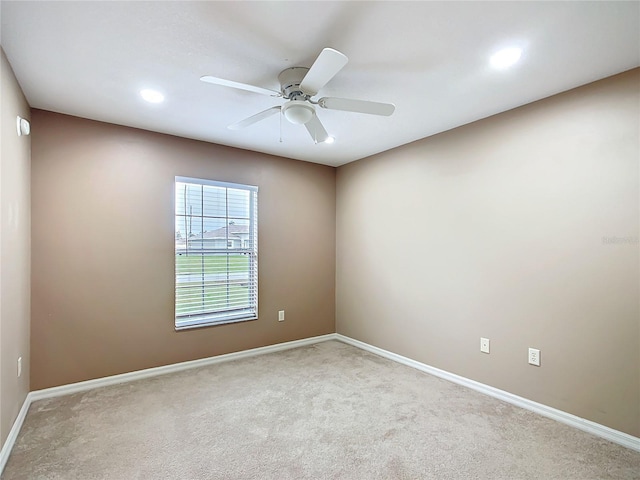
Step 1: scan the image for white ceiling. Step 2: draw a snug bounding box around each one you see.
[1,1,638,167]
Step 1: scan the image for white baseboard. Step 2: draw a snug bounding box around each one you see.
[28,333,338,402]
[0,333,337,475]
[0,391,31,474]
[2,331,638,476]
[335,334,640,453]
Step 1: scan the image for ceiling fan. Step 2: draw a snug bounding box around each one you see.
[200,48,395,143]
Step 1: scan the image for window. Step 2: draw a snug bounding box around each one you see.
[175,177,258,330]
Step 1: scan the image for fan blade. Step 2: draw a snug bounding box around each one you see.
[228,106,281,130]
[319,97,395,116]
[200,76,282,97]
[304,115,330,144]
[299,48,348,96]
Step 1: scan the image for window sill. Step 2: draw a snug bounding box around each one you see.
[175,314,257,331]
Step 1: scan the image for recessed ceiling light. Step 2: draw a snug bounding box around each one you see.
[324,136,335,144]
[490,47,522,69]
[140,89,164,103]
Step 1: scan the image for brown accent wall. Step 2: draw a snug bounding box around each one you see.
[0,48,31,447]
[30,111,335,390]
[336,69,640,436]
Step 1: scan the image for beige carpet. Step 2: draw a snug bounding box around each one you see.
[2,341,639,479]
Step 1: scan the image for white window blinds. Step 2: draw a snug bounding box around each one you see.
[175,177,258,330]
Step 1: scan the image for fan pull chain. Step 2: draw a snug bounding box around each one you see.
[279,111,283,143]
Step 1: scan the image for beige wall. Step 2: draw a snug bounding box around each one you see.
[0,48,31,447]
[336,69,639,436]
[30,111,335,390]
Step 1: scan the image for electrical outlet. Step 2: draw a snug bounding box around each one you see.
[278,310,285,322]
[528,348,540,366]
[480,337,490,354]
[17,357,22,377]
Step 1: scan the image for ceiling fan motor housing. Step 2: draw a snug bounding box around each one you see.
[278,67,311,100]
[278,67,316,124]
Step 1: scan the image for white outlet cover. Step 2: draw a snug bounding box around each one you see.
[528,348,540,366]
[480,337,490,354]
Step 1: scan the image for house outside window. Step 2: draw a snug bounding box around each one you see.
[175,177,258,330]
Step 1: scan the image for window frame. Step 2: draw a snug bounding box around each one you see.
[174,176,258,331]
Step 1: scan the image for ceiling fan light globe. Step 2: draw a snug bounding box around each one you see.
[282,101,315,125]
